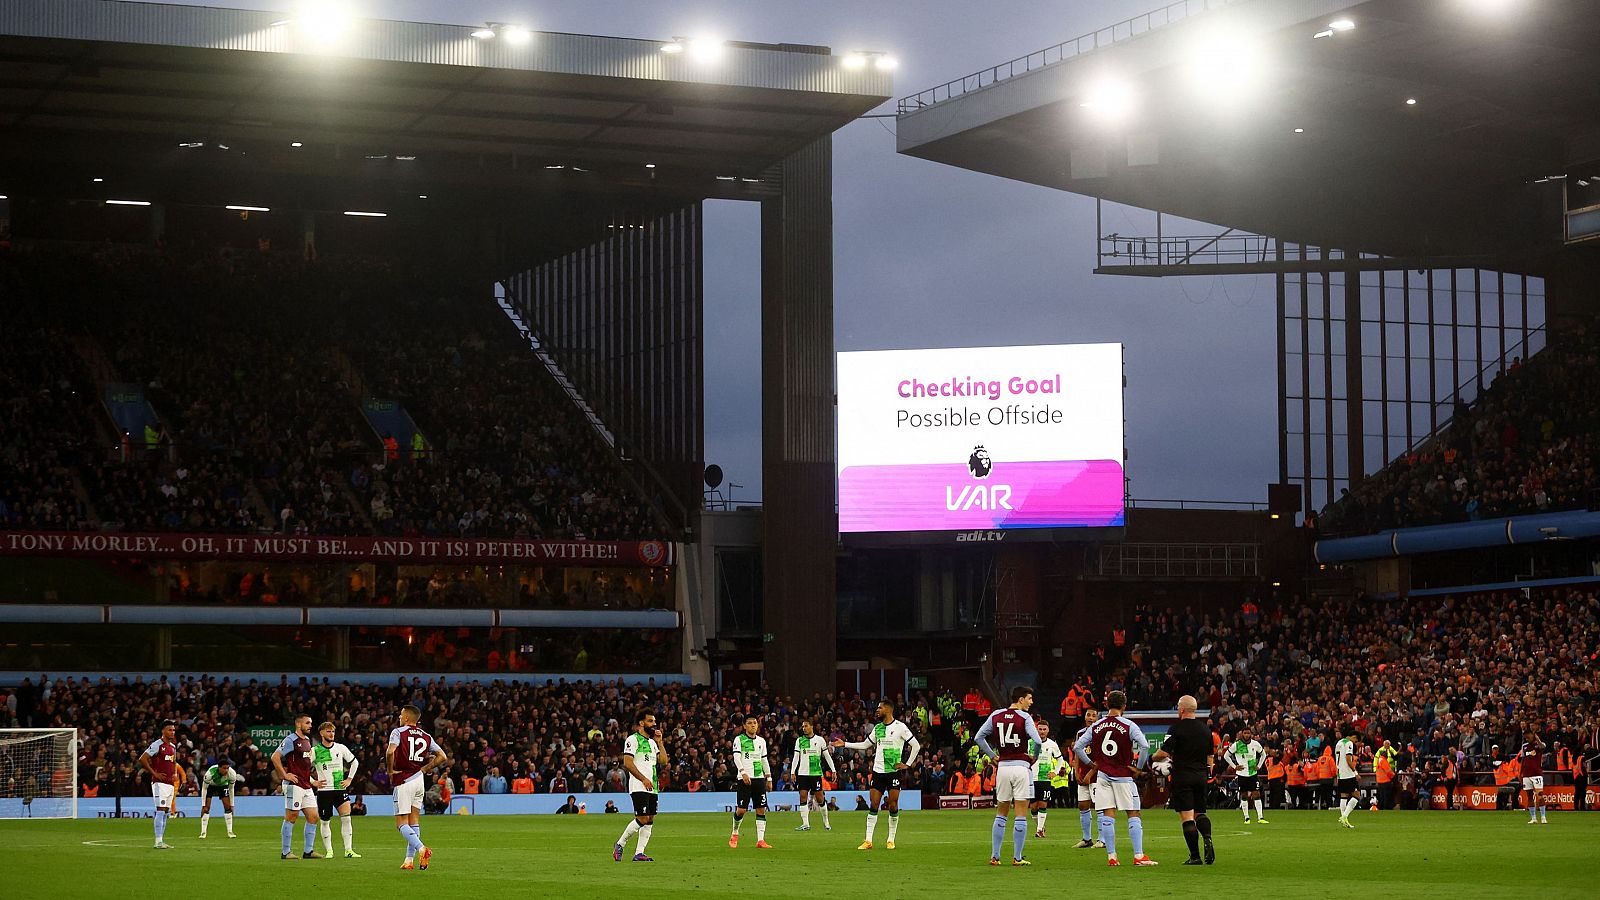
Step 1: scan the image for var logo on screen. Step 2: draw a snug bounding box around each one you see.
[949,445,1012,510]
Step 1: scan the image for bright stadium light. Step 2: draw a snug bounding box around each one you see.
[1183,29,1269,109]
[293,2,355,44]
[501,25,532,45]
[1406,97,1418,105]
[225,205,270,212]
[343,210,387,217]
[92,177,104,183]
[842,53,867,69]
[105,199,151,206]
[689,37,725,62]
[875,55,899,71]
[290,141,303,147]
[0,195,8,200]
[1078,79,1138,124]
[1294,127,1305,133]
[470,28,496,39]
[1329,19,1355,31]
[660,37,686,54]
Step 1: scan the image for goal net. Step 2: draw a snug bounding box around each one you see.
[0,729,77,819]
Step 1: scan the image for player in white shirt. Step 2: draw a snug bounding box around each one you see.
[833,699,921,850]
[1333,727,1361,828]
[614,709,669,862]
[198,758,244,838]
[313,721,362,858]
[729,716,775,849]
[790,720,836,832]
[1224,729,1269,824]
[1029,718,1066,838]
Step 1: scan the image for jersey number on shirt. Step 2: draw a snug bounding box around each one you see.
[996,721,1022,749]
[406,735,428,763]
[1100,732,1120,758]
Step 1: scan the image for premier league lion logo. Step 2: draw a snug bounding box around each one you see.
[967,445,993,480]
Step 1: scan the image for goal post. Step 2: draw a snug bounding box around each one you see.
[0,728,78,819]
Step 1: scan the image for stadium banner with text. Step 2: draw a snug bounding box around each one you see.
[837,343,1125,537]
[75,790,923,818]
[0,531,674,567]
[1430,784,1600,811]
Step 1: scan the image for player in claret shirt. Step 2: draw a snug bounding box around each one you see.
[387,704,448,870]
[1074,690,1156,867]
[273,714,326,859]
[1520,730,1547,825]
[729,716,775,849]
[833,699,921,850]
[976,686,1044,866]
[137,721,181,850]
[790,720,836,832]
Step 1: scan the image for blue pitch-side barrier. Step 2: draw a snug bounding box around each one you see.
[66,791,923,818]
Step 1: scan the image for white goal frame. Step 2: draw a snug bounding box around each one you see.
[0,728,79,819]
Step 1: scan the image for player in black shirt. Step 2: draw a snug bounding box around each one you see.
[1152,695,1215,865]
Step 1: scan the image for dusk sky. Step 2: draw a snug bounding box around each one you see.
[169,0,1280,506]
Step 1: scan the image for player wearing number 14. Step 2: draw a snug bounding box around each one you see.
[976,686,1043,866]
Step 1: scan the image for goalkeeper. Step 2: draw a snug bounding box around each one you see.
[199,759,244,838]
[1150,695,1215,866]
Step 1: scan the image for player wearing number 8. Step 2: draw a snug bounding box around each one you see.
[1073,690,1157,867]
[975,686,1042,866]
[387,704,448,871]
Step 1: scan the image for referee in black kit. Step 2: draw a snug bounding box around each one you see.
[1153,694,1215,865]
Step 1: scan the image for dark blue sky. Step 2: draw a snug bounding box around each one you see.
[172,1,1278,505]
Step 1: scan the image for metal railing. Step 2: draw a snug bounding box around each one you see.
[1100,232,1305,268]
[1127,497,1269,511]
[1097,542,1260,578]
[897,0,1238,114]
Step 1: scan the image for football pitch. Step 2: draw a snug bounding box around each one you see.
[6,808,1592,899]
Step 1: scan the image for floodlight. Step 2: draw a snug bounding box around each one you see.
[689,37,725,62]
[106,199,151,206]
[842,53,867,69]
[226,205,270,212]
[343,211,387,217]
[502,26,531,45]
[470,28,496,39]
[875,55,899,71]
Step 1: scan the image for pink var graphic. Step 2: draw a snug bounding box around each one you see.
[839,459,1125,532]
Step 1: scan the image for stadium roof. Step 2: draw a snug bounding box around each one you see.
[896,0,1600,266]
[0,0,891,217]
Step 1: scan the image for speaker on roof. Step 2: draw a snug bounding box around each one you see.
[1268,483,1302,516]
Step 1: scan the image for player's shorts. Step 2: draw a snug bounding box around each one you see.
[1092,776,1141,812]
[1076,781,1094,803]
[317,789,349,819]
[283,782,316,813]
[1237,775,1261,793]
[994,766,1033,804]
[736,781,769,810]
[1521,776,1544,792]
[392,776,426,815]
[795,775,823,792]
[1336,777,1358,796]
[1033,782,1053,804]
[871,771,903,793]
[631,791,659,818]
[1168,773,1208,813]
[200,784,234,805]
[151,781,175,810]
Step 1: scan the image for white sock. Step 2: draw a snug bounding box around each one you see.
[224,812,233,834]
[1254,799,1264,819]
[756,816,767,841]
[800,805,810,827]
[821,802,831,827]
[636,824,652,855]
[200,813,210,835]
[887,812,900,842]
[341,815,354,851]
[1036,810,1047,831]
[732,814,742,836]
[320,821,332,856]
[620,820,641,845]
[866,813,878,842]
[1241,800,1250,820]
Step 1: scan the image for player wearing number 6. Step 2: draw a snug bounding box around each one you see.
[387,704,449,871]
[1073,690,1157,867]
[975,686,1043,866]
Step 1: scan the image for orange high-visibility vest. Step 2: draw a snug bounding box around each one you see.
[1268,760,1286,781]
[1375,756,1394,784]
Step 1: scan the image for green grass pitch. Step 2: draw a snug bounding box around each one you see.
[6,808,1592,899]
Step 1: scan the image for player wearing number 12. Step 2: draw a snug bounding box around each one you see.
[388,704,449,870]
[729,716,775,849]
[833,699,921,850]
[1074,690,1157,867]
[976,686,1043,866]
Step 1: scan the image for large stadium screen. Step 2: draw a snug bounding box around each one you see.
[837,343,1125,538]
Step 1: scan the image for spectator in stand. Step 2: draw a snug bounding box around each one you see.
[481,766,508,795]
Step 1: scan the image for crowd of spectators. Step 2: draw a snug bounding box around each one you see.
[0,242,659,542]
[1099,584,1599,778]
[1318,321,1600,533]
[0,675,971,801]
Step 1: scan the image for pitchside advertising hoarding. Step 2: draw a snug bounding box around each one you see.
[837,343,1125,541]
